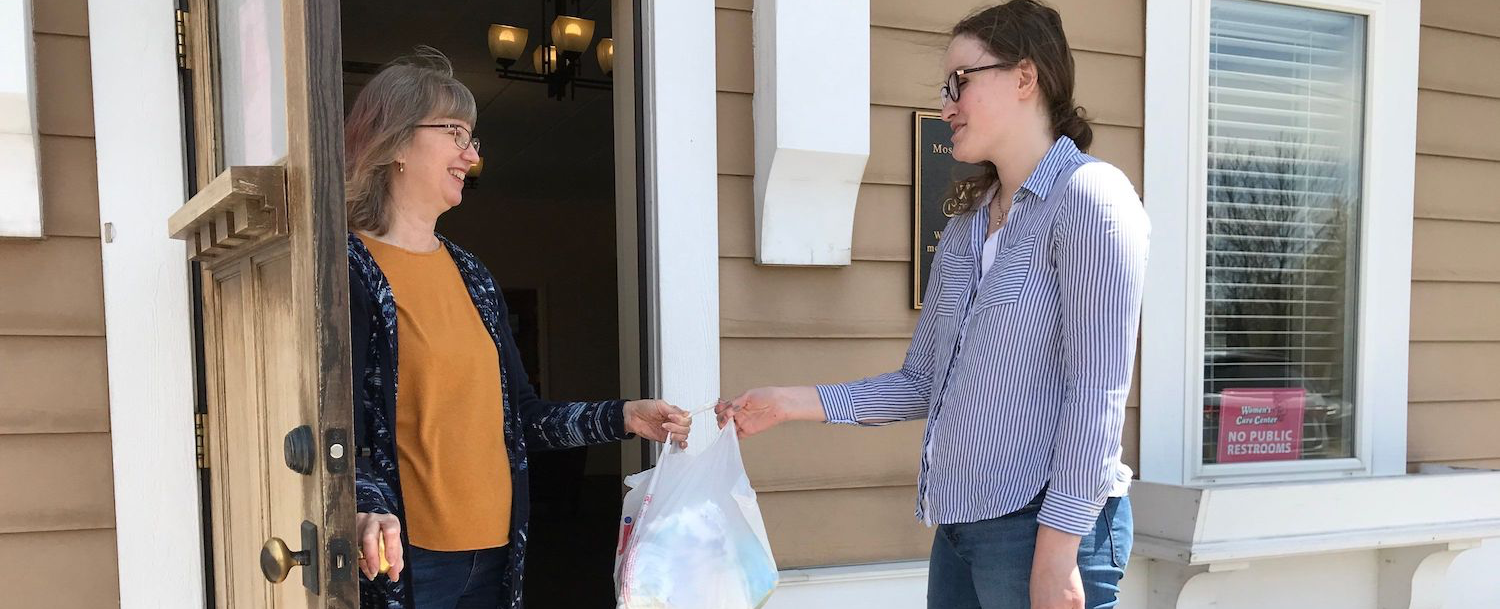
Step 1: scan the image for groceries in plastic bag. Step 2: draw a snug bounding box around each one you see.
[615,420,777,609]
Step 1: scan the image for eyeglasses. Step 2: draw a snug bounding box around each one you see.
[415,123,481,153]
[940,63,1010,105]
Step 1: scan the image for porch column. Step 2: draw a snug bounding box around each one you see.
[640,0,721,447]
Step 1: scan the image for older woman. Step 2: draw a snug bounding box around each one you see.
[345,49,690,609]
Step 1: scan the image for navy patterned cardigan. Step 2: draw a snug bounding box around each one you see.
[349,233,633,609]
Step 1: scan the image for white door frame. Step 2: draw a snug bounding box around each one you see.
[632,0,722,447]
[89,0,206,607]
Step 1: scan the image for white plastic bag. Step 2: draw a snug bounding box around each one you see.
[614,420,778,609]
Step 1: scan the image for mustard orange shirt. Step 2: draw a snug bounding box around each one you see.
[359,233,511,550]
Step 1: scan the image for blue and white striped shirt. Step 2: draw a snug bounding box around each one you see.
[817,136,1150,536]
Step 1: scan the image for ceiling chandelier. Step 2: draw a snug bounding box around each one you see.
[488,0,614,101]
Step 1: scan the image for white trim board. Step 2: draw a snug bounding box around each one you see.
[638,0,722,447]
[0,0,43,238]
[1132,473,1500,565]
[764,562,928,609]
[88,0,205,607]
[1140,0,1420,486]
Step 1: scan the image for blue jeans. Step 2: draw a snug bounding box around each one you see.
[408,545,510,609]
[928,493,1132,609]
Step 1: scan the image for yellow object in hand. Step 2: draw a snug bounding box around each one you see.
[378,537,391,574]
[361,537,392,575]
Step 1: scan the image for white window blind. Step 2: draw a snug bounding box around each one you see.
[1202,0,1365,464]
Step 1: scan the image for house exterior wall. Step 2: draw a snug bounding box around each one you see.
[13,0,1496,606]
[714,0,1145,568]
[1409,2,1500,603]
[1406,0,1500,472]
[0,0,121,606]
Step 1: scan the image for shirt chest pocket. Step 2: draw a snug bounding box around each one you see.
[975,234,1039,311]
[932,251,973,317]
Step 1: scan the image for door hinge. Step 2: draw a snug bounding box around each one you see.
[174,9,190,69]
[195,412,209,469]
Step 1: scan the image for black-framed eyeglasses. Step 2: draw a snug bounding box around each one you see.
[415,123,481,152]
[940,63,1010,105]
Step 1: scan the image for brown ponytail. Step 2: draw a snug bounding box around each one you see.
[944,0,1090,214]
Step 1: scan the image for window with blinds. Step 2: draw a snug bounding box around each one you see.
[1202,0,1365,465]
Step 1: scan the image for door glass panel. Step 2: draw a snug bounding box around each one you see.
[218,0,288,166]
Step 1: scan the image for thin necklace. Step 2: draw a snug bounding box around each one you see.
[990,197,1011,229]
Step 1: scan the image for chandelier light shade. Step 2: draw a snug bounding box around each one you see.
[596,38,614,76]
[488,1,612,101]
[550,15,595,54]
[487,25,529,63]
[533,44,559,75]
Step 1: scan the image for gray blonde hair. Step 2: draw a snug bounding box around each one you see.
[344,47,477,233]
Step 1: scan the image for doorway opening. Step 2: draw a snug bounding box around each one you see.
[341,0,640,606]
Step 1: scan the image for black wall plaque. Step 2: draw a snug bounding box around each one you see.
[912,111,984,309]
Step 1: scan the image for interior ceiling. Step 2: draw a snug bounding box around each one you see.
[341,0,616,203]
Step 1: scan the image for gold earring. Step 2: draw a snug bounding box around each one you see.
[398,162,405,173]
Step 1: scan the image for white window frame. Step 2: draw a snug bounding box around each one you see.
[0,0,43,239]
[1141,0,1420,486]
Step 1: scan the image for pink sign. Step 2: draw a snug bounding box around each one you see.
[1217,388,1305,463]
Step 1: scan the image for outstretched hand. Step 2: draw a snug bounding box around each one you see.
[715,386,826,438]
[625,399,692,448]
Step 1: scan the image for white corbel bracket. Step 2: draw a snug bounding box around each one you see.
[752,0,870,266]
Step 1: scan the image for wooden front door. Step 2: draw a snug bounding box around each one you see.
[172,1,354,607]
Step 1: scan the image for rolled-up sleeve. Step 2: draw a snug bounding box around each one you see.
[1038,164,1150,536]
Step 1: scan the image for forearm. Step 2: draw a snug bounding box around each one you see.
[817,368,933,425]
[1034,523,1083,566]
[775,386,829,423]
[523,398,630,450]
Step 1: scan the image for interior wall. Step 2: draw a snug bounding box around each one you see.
[438,193,623,410]
[0,1,122,606]
[714,0,1145,568]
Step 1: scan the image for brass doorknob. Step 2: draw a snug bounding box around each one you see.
[261,537,311,583]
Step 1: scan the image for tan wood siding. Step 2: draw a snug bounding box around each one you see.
[0,529,120,608]
[1404,4,1500,474]
[1415,155,1500,223]
[1409,283,1500,342]
[1417,27,1500,99]
[39,136,102,238]
[757,486,932,568]
[716,0,1146,56]
[0,336,110,435]
[32,0,88,37]
[0,237,107,336]
[1417,91,1500,161]
[720,177,916,262]
[717,1,1144,568]
[1412,219,1500,283]
[721,260,919,338]
[1409,342,1500,404]
[1409,401,1500,463]
[0,433,116,534]
[33,32,94,139]
[0,1,119,604]
[1408,7,1500,471]
[1419,0,1500,38]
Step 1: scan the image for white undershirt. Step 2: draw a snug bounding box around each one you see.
[981,228,1001,281]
